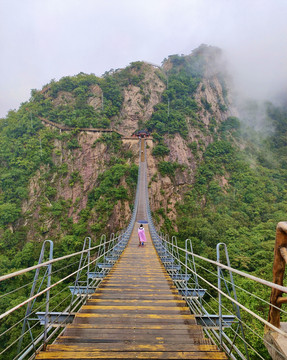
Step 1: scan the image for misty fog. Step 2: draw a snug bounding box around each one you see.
[1,0,286,117]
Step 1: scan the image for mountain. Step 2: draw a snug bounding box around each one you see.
[2,44,287,359]
[0,44,287,278]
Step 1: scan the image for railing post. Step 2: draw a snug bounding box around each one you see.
[86,237,91,292]
[43,240,53,350]
[267,221,287,329]
[217,243,249,359]
[18,240,54,355]
[172,236,176,273]
[185,240,188,298]
[216,244,223,347]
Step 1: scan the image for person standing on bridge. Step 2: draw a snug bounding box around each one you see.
[138,224,146,246]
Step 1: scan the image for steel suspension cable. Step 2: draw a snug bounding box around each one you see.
[0,259,80,301]
[0,234,122,283]
[159,237,287,293]
[196,287,285,359]
[184,258,287,336]
[0,280,71,341]
[0,238,121,320]
[193,259,287,316]
[158,242,287,337]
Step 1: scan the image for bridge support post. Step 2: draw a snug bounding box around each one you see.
[17,240,54,355]
[69,237,91,309]
[264,222,287,360]
[216,243,249,359]
[43,242,53,350]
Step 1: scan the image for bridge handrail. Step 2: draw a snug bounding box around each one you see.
[0,234,120,283]
[157,235,287,295]
[0,139,142,320]
[141,141,286,358]
[0,140,142,359]
[0,233,127,321]
[0,141,142,285]
[157,236,287,339]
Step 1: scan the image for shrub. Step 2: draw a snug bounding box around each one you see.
[158,161,179,177]
[152,144,170,157]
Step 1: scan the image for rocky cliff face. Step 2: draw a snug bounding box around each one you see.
[144,49,230,230]
[21,131,140,240]
[116,65,166,136]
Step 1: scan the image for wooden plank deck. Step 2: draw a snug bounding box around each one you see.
[36,224,227,359]
[36,140,227,359]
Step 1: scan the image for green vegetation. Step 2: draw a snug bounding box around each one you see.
[174,114,287,265]
[1,47,287,359]
[92,132,122,153]
[152,143,170,157]
[146,49,214,138]
[158,161,181,177]
[146,46,227,142]
[31,71,125,129]
[0,107,54,220]
[88,163,137,212]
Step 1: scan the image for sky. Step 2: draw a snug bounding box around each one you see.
[1,0,287,118]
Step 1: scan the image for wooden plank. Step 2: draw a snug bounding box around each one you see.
[75,313,196,319]
[85,299,187,305]
[66,323,202,330]
[47,344,221,352]
[55,336,211,345]
[37,350,228,359]
[73,317,198,325]
[81,305,190,311]
[59,332,205,341]
[36,222,227,360]
[91,287,179,292]
[62,328,204,336]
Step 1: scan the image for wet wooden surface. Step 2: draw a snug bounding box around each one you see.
[36,224,227,359]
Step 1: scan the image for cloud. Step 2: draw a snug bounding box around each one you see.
[1,0,287,117]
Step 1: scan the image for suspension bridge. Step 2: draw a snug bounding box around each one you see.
[0,139,286,360]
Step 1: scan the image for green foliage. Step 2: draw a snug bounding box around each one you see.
[219,102,228,112]
[109,61,146,87]
[100,75,123,117]
[158,161,181,177]
[188,141,198,154]
[69,171,82,187]
[146,54,202,138]
[152,143,170,157]
[49,74,99,97]
[219,116,240,133]
[201,97,212,111]
[32,72,124,129]
[84,163,138,233]
[88,163,137,205]
[93,132,122,153]
[177,134,287,276]
[266,103,287,160]
[0,107,54,223]
[0,203,21,226]
[67,137,81,149]
[147,105,189,138]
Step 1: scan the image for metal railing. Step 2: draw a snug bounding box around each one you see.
[142,141,287,359]
[0,140,142,360]
[0,231,130,360]
[1,139,287,360]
